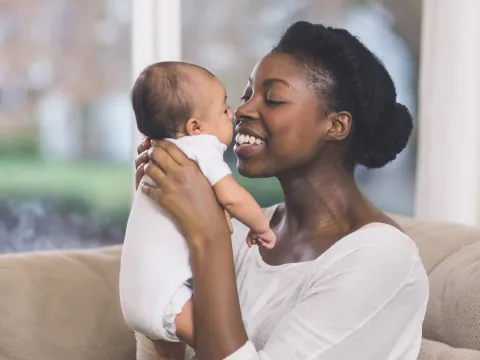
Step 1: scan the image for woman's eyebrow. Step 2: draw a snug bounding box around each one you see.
[263,78,292,88]
[248,77,296,92]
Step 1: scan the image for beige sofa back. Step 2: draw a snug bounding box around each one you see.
[0,216,480,359]
[396,216,480,354]
[0,245,135,360]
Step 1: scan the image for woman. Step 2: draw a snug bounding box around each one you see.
[133,21,429,360]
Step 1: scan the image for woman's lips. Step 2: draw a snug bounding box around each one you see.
[234,128,267,158]
[233,141,265,158]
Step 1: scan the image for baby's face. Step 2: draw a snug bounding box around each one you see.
[201,78,234,146]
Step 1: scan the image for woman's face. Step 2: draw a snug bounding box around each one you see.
[234,52,332,178]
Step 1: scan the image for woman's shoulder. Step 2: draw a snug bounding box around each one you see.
[318,223,421,271]
[312,223,428,295]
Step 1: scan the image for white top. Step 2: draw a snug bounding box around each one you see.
[166,134,231,186]
[136,205,429,360]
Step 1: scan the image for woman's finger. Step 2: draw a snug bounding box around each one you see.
[154,140,189,166]
[141,182,162,203]
[144,162,167,186]
[137,137,151,155]
[135,163,146,190]
[148,146,182,174]
[135,150,150,170]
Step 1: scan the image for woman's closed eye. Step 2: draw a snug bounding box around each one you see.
[240,94,285,106]
[265,98,285,106]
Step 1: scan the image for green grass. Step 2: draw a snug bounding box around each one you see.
[0,157,132,214]
[0,156,283,214]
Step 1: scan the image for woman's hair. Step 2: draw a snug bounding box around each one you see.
[272,21,413,169]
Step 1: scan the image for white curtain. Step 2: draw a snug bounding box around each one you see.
[415,0,480,225]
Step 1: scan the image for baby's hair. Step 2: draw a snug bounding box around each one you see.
[131,61,215,139]
[273,21,413,170]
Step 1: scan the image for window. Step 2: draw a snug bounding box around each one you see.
[0,0,132,253]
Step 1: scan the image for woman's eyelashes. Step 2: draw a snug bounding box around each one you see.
[265,99,284,107]
[240,93,285,107]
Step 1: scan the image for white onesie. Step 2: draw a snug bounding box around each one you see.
[119,134,231,341]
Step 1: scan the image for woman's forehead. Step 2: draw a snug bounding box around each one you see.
[249,52,309,88]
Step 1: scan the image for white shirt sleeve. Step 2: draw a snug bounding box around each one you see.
[225,230,429,360]
[167,135,231,186]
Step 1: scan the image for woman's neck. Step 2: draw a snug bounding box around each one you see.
[277,163,367,236]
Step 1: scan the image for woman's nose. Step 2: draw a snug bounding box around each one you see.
[234,102,257,125]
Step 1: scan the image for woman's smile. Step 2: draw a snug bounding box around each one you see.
[233,126,267,158]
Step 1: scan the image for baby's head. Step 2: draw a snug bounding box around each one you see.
[131,61,233,145]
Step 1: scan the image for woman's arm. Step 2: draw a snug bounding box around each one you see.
[141,141,249,360]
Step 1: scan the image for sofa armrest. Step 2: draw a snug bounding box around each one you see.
[0,246,135,360]
[419,338,480,360]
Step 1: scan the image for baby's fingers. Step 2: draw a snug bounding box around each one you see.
[246,235,258,248]
[259,238,274,249]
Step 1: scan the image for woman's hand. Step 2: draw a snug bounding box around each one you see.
[140,140,230,245]
[135,137,151,190]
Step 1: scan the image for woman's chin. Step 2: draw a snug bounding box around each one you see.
[236,160,271,178]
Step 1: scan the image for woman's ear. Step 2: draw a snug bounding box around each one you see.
[185,118,203,136]
[326,111,352,141]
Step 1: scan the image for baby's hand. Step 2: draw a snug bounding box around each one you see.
[246,229,276,249]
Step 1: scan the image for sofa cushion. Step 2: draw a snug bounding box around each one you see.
[419,339,480,360]
[394,216,480,352]
[0,245,135,360]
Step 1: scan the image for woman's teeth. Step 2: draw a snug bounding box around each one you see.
[235,134,264,146]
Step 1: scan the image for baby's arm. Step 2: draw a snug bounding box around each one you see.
[213,175,275,248]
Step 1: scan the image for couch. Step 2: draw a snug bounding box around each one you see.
[0,215,480,360]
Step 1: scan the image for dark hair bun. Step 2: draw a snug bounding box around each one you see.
[273,21,414,170]
[357,102,413,169]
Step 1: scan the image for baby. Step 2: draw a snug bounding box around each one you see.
[119,61,276,345]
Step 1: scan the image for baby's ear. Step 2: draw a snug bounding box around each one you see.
[185,118,203,136]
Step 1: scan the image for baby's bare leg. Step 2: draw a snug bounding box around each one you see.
[175,297,195,347]
[152,297,195,359]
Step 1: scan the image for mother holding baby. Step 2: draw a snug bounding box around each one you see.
[134,21,428,360]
